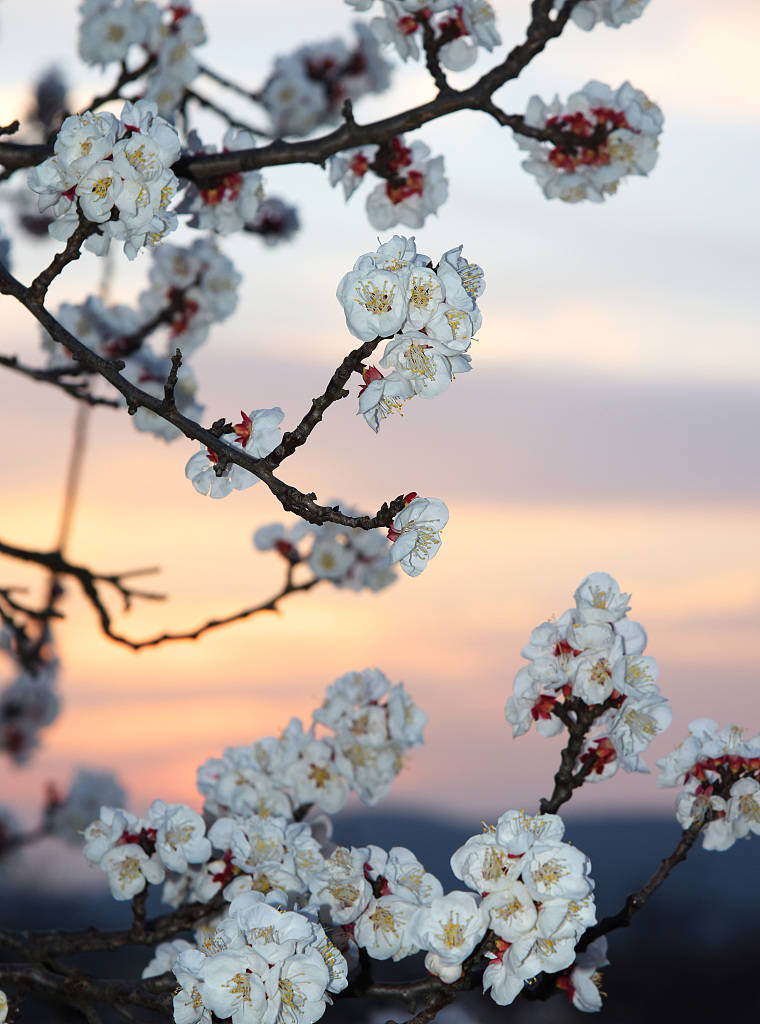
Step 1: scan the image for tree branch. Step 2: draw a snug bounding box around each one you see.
[0,1,587,182]
[0,354,121,408]
[0,261,406,530]
[264,336,383,469]
[577,815,711,951]
[0,891,226,958]
[538,695,620,814]
[0,536,326,649]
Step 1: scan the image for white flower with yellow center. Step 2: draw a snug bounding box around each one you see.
[426,302,480,350]
[608,693,672,771]
[355,895,421,960]
[264,949,330,1024]
[283,739,351,814]
[410,891,488,981]
[507,922,579,979]
[336,266,407,342]
[437,245,485,312]
[568,935,610,1012]
[146,799,212,873]
[308,846,371,925]
[521,841,594,905]
[482,883,538,941]
[574,571,631,624]
[358,369,414,432]
[450,832,518,894]
[380,331,470,397]
[403,266,444,329]
[388,496,448,578]
[100,842,165,901]
[197,949,268,1024]
[727,778,760,840]
[76,160,122,222]
[54,110,119,177]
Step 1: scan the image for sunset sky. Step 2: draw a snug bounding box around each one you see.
[1,0,759,871]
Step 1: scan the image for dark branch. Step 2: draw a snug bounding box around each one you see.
[0,891,226,958]
[0,354,120,408]
[184,88,270,138]
[101,575,322,651]
[264,336,383,469]
[578,815,711,951]
[0,260,406,530]
[29,214,99,303]
[82,54,157,114]
[0,1,586,182]
[538,695,621,814]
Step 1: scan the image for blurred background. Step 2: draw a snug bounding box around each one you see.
[1,1,759,1019]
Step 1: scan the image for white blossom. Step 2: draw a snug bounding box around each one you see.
[566,936,610,1012]
[100,842,165,900]
[185,408,283,498]
[146,799,212,873]
[388,496,449,577]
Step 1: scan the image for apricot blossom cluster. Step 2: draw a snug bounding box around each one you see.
[657,720,760,851]
[76,665,608,1023]
[27,99,180,258]
[79,0,207,118]
[518,81,663,203]
[506,572,672,779]
[337,235,484,431]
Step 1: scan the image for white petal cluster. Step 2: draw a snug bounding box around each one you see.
[337,235,483,430]
[262,25,390,138]
[330,136,448,230]
[555,0,651,31]
[657,720,760,851]
[121,347,204,442]
[181,129,264,234]
[82,800,213,900]
[197,668,425,830]
[255,504,397,593]
[78,0,159,67]
[387,495,449,578]
[185,407,284,498]
[170,897,345,1024]
[313,668,427,804]
[518,80,663,202]
[140,237,243,354]
[364,1,501,70]
[0,989,8,1023]
[79,2,206,119]
[506,573,672,778]
[446,809,595,1000]
[27,99,180,259]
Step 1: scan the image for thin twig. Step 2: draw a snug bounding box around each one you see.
[184,88,270,137]
[82,54,157,114]
[0,260,407,531]
[264,336,384,469]
[29,215,99,303]
[0,355,120,407]
[198,62,263,105]
[0,0,588,182]
[577,815,711,951]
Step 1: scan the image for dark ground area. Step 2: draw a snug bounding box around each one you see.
[2,812,758,1022]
